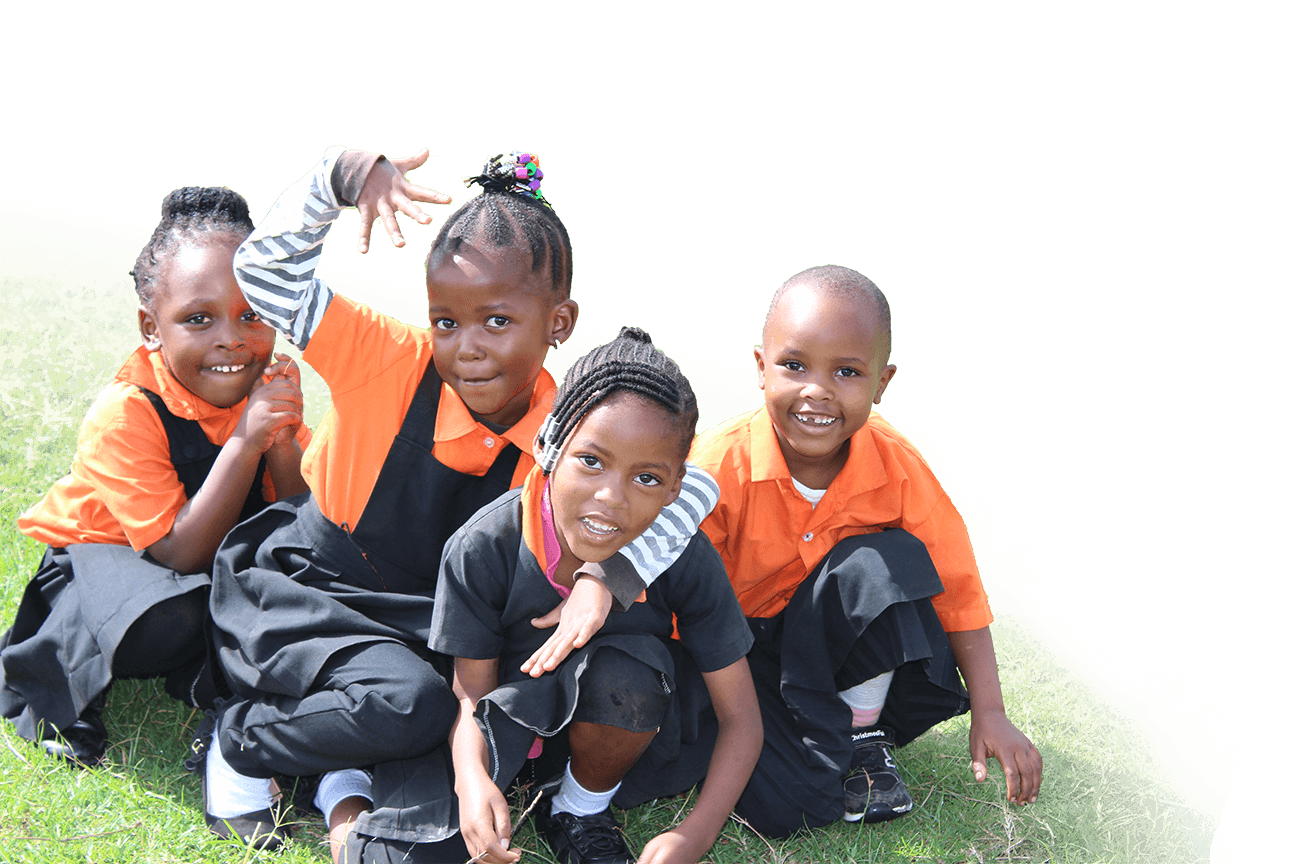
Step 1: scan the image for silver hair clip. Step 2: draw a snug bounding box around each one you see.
[537,413,561,473]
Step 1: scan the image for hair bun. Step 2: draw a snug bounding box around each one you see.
[617,326,653,345]
[465,151,548,206]
[160,186,251,227]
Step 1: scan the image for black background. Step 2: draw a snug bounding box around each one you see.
[5,132,1249,854]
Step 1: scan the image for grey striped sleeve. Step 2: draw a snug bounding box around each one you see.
[234,149,345,351]
[619,462,721,589]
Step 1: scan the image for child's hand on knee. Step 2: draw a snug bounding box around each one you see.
[521,575,613,678]
[355,149,452,253]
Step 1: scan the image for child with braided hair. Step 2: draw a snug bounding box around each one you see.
[205,149,720,859]
[434,327,761,864]
[0,187,308,769]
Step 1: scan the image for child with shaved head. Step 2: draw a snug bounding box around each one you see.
[690,265,1041,837]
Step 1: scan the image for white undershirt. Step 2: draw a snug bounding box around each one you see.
[791,476,827,507]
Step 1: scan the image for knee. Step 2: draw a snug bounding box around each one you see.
[572,650,671,733]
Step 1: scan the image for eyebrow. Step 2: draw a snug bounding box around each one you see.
[778,347,873,368]
[581,440,674,474]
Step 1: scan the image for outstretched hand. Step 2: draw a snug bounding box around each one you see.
[969,709,1042,806]
[355,149,453,253]
[521,575,613,678]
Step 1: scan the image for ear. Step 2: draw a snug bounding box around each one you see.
[139,305,162,351]
[665,463,686,507]
[532,431,547,466]
[754,345,767,390]
[549,298,578,347]
[873,364,898,405]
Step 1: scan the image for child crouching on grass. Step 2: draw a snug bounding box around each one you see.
[0,187,308,769]
[434,327,761,864]
[690,265,1042,836]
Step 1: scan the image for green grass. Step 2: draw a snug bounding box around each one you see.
[0,277,1215,862]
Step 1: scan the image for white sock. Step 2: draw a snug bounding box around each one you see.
[313,768,373,825]
[839,670,895,728]
[550,759,619,817]
[205,720,273,818]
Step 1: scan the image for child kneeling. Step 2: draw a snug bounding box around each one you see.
[434,328,761,864]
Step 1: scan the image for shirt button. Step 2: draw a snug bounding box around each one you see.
[484,437,496,448]
[803,531,814,542]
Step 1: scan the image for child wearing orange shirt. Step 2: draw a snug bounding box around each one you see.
[0,187,308,769]
[202,150,719,860]
[690,265,1042,837]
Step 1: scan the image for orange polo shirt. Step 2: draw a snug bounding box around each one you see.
[299,295,550,530]
[689,406,992,632]
[18,347,311,552]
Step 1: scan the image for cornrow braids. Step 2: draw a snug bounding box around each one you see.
[537,327,699,474]
[426,152,573,298]
[131,186,255,308]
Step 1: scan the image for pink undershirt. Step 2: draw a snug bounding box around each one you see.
[540,479,571,599]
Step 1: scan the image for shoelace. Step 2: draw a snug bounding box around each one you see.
[563,812,626,856]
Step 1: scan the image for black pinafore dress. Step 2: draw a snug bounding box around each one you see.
[0,389,266,739]
[211,357,519,706]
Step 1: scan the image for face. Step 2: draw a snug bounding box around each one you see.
[138,239,275,408]
[756,283,897,484]
[547,394,687,565]
[427,245,577,428]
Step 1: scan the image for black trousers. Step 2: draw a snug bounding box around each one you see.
[733,530,970,838]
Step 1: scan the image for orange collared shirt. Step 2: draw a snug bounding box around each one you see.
[689,406,992,631]
[19,347,311,552]
[300,294,550,530]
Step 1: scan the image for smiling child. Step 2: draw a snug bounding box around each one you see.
[0,187,307,770]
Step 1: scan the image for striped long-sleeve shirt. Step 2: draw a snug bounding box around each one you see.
[234,149,719,604]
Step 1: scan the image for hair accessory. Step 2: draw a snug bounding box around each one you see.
[536,413,561,473]
[465,151,549,207]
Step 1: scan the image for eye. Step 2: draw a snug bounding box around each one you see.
[635,472,663,487]
[433,318,457,331]
[184,314,211,325]
[837,367,860,378]
[242,310,262,323]
[577,454,602,470]
[779,360,804,372]
[486,315,510,329]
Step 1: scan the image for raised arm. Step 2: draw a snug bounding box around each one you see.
[234,148,449,350]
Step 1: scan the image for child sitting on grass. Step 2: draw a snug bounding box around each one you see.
[204,149,718,859]
[689,265,1042,836]
[435,327,761,864]
[0,187,308,769]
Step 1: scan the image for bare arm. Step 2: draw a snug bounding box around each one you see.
[450,657,520,864]
[947,627,1042,805]
[638,658,762,864]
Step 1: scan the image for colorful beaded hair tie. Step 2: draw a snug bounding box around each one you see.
[465,151,549,207]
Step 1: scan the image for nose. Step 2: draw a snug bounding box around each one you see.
[799,376,831,401]
[594,478,629,510]
[214,316,246,349]
[456,330,487,362]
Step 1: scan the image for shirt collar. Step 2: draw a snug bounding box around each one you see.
[749,403,889,494]
[433,368,557,453]
[115,346,247,422]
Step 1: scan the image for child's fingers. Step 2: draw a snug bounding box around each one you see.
[357,202,377,254]
[387,148,430,174]
[402,181,453,207]
[377,198,406,248]
[970,737,988,783]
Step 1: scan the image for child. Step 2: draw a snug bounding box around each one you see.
[435,327,761,864]
[204,149,719,859]
[689,265,1043,837]
[0,187,308,770]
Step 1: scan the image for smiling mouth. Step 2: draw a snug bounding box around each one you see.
[794,412,838,427]
[208,364,248,374]
[458,376,497,386]
[579,516,620,537]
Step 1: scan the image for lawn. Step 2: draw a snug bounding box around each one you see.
[0,277,1215,863]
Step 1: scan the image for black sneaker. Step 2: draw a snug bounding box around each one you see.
[39,691,108,768]
[843,726,913,823]
[535,807,633,864]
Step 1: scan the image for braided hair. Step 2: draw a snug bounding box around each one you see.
[426,152,573,298]
[131,186,255,308]
[536,327,699,474]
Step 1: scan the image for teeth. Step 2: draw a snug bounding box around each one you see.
[794,413,837,426]
[210,364,247,374]
[581,517,619,536]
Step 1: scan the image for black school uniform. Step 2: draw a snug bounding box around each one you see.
[425,483,755,844]
[210,359,522,847]
[0,389,265,740]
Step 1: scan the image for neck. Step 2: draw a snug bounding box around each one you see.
[779,439,848,491]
